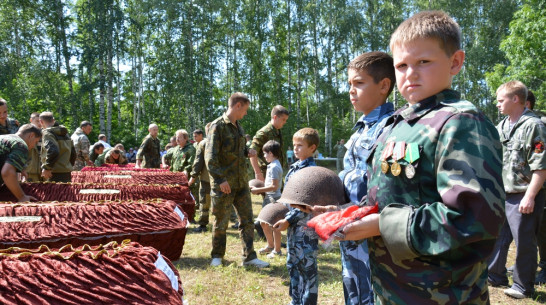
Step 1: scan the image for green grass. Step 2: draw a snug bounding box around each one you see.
[175,194,546,305]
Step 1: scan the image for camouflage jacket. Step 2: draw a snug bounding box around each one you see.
[25,142,42,176]
[0,118,19,135]
[0,135,28,184]
[41,125,76,173]
[339,102,393,204]
[95,148,129,166]
[71,128,90,170]
[498,109,546,193]
[366,90,505,304]
[136,134,161,168]
[190,139,209,182]
[165,143,195,173]
[250,122,285,170]
[205,113,250,191]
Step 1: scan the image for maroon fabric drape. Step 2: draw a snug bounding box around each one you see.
[0,241,184,304]
[71,170,189,185]
[0,182,195,222]
[0,199,188,260]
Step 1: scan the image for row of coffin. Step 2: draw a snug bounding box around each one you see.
[0,165,193,304]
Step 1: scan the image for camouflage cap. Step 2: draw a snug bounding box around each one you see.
[256,203,289,226]
[278,166,345,209]
[248,179,265,188]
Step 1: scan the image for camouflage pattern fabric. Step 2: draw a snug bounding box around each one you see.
[41,125,76,174]
[197,181,211,226]
[250,122,285,175]
[0,135,28,184]
[164,143,195,173]
[210,187,257,261]
[190,139,209,182]
[366,90,505,304]
[284,158,318,305]
[340,240,373,305]
[205,113,249,191]
[71,128,91,171]
[338,102,394,305]
[497,109,546,193]
[0,118,19,135]
[206,113,256,261]
[136,134,161,168]
[104,149,128,165]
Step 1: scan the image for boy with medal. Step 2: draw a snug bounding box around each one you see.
[336,11,505,304]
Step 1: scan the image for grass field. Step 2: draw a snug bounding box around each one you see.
[175,194,546,305]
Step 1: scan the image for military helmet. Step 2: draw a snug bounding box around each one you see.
[277,166,346,209]
[248,179,264,188]
[256,203,289,226]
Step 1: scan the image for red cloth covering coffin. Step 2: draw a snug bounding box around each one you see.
[0,240,185,305]
[0,182,196,222]
[71,170,189,185]
[81,164,166,172]
[0,199,188,261]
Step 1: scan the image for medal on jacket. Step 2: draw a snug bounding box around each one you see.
[404,143,419,179]
[380,142,394,174]
[391,142,405,176]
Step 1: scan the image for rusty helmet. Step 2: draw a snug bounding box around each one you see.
[277,166,346,209]
[256,203,289,226]
[248,179,264,189]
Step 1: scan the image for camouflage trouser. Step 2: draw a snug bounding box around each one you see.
[340,240,373,305]
[190,178,200,217]
[73,159,85,171]
[287,249,318,305]
[197,181,211,227]
[211,186,257,262]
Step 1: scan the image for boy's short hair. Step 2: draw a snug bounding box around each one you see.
[228,92,250,108]
[293,128,319,152]
[93,143,104,152]
[0,98,6,107]
[497,80,528,104]
[390,10,461,57]
[17,124,42,138]
[527,90,536,110]
[98,134,107,140]
[263,140,281,158]
[348,51,396,96]
[193,129,203,136]
[30,112,40,120]
[271,105,289,118]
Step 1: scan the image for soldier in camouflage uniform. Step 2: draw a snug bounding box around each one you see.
[163,129,196,175]
[273,128,320,305]
[71,121,93,171]
[0,124,41,201]
[136,123,161,168]
[205,92,269,268]
[250,105,289,181]
[189,129,204,216]
[24,112,43,182]
[0,98,20,135]
[488,81,546,299]
[95,147,128,166]
[190,125,211,233]
[89,143,104,165]
[339,11,505,304]
[337,51,395,305]
[39,112,76,182]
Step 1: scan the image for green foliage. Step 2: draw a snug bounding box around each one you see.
[0,0,533,149]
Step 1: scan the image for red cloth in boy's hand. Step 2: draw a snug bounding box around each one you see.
[307,203,379,241]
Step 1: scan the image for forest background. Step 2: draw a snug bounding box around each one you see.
[0,0,544,154]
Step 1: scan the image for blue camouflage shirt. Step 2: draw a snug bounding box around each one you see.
[339,103,394,204]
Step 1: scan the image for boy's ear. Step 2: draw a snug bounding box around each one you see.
[450,50,465,76]
[379,78,392,95]
[310,144,318,152]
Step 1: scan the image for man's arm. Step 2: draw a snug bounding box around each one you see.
[135,136,149,168]
[520,170,546,214]
[2,163,35,202]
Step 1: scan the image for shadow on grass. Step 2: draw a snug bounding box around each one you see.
[533,291,546,303]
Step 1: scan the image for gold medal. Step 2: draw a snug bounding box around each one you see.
[381,161,390,174]
[405,163,415,178]
[391,162,401,176]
